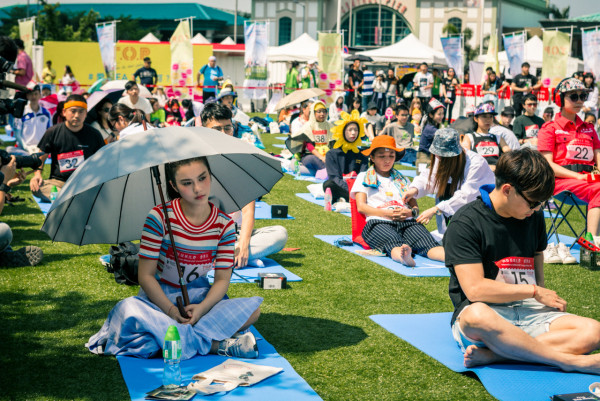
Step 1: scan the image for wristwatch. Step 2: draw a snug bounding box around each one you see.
[435,207,442,216]
[411,207,419,218]
[0,183,11,194]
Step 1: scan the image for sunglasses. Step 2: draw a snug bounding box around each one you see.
[568,92,588,102]
[515,186,545,210]
[525,102,537,107]
[102,107,110,112]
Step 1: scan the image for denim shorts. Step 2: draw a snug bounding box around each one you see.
[451,298,570,353]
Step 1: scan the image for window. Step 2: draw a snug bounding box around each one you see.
[448,17,462,34]
[279,17,292,45]
[341,6,411,47]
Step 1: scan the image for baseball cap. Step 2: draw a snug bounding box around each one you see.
[474,103,497,116]
[367,101,378,110]
[501,106,515,116]
[209,56,216,61]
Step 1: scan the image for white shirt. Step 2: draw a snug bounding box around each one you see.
[350,171,411,222]
[14,103,52,152]
[409,150,495,233]
[291,116,307,135]
[413,72,433,98]
[490,124,520,150]
[119,122,148,139]
[118,95,153,115]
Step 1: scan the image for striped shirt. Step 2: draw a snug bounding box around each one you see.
[140,199,236,287]
[363,70,375,96]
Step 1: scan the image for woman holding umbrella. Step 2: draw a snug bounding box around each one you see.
[87,156,263,359]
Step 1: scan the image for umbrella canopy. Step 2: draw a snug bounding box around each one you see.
[101,80,153,97]
[88,78,108,93]
[41,126,283,245]
[344,54,373,62]
[85,89,124,120]
[274,88,325,110]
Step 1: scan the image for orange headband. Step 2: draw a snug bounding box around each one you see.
[64,101,87,110]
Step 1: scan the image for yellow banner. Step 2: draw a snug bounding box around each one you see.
[317,32,343,104]
[483,33,499,80]
[542,31,570,88]
[170,20,193,98]
[44,41,105,86]
[19,19,35,57]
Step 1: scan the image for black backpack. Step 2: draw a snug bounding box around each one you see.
[107,242,140,285]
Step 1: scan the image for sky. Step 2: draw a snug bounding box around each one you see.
[549,0,600,18]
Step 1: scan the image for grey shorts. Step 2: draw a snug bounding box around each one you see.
[451,298,570,353]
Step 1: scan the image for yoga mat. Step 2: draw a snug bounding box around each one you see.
[273,144,286,149]
[370,313,599,401]
[398,170,417,178]
[275,136,288,141]
[208,258,302,283]
[0,134,16,143]
[117,326,322,401]
[284,172,325,183]
[295,193,351,217]
[254,201,294,220]
[32,195,51,215]
[314,234,450,277]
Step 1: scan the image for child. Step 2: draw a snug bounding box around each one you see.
[380,104,416,165]
[87,157,262,360]
[409,97,422,127]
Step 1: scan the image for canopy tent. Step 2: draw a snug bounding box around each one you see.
[191,33,210,44]
[356,34,447,65]
[220,36,236,45]
[139,32,160,43]
[476,35,584,77]
[267,33,319,62]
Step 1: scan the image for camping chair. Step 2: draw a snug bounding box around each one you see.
[546,191,587,249]
[346,177,370,249]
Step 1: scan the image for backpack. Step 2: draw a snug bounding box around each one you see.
[107,242,140,285]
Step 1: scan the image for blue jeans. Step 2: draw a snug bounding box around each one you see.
[301,154,325,176]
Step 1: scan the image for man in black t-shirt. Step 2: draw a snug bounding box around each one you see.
[444,148,600,375]
[512,94,545,146]
[133,57,158,91]
[347,59,364,108]
[510,62,541,116]
[29,94,104,202]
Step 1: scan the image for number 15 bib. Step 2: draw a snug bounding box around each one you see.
[494,256,537,286]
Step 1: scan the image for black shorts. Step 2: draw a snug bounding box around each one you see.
[362,219,439,257]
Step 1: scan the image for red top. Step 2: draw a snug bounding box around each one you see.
[537,113,600,166]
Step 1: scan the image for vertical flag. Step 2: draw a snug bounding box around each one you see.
[170,20,193,98]
[318,32,343,105]
[243,21,269,99]
[483,31,499,79]
[96,23,116,79]
[582,28,600,82]
[19,19,35,57]
[440,36,464,81]
[502,32,525,77]
[542,30,570,88]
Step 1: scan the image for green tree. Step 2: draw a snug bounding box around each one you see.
[548,4,570,19]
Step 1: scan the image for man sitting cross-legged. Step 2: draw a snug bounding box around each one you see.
[443,147,600,374]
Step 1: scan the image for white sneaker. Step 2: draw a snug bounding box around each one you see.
[543,243,562,264]
[556,242,577,264]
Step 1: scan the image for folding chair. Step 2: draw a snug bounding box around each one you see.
[546,191,587,248]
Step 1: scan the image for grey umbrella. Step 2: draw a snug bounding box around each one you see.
[41,126,283,246]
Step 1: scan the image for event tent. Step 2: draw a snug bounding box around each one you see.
[220,36,236,45]
[356,34,447,65]
[268,33,318,62]
[476,35,584,77]
[139,32,160,43]
[191,33,210,44]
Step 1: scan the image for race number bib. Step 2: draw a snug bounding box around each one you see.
[57,150,84,173]
[161,248,215,286]
[475,141,499,157]
[566,138,594,163]
[524,125,539,138]
[494,256,536,285]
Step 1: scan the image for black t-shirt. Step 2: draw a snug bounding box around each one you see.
[37,123,105,182]
[134,67,158,86]
[443,190,547,325]
[512,73,537,99]
[348,68,364,89]
[443,77,458,98]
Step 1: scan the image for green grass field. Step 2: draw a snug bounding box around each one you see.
[0,131,598,400]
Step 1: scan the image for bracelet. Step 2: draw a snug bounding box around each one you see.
[532,284,536,298]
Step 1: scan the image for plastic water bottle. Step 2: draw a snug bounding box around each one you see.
[162,325,182,388]
[293,158,300,177]
[49,185,58,202]
[324,188,332,211]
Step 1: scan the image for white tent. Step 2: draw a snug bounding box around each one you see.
[267,33,319,62]
[191,33,210,44]
[476,35,584,77]
[220,37,236,45]
[139,32,160,43]
[356,34,447,65]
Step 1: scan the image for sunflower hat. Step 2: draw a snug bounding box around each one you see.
[331,110,368,153]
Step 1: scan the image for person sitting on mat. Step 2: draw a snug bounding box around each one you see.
[200,103,288,267]
[443,148,600,374]
[288,100,335,176]
[402,127,494,235]
[416,98,445,166]
[537,77,600,247]
[107,103,151,140]
[350,135,445,266]
[87,156,263,359]
[324,110,370,202]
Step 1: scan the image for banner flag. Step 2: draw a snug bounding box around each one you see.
[170,20,193,98]
[243,21,269,99]
[582,28,600,82]
[440,36,464,81]
[96,23,116,79]
[19,19,35,57]
[318,32,343,104]
[483,32,499,80]
[542,30,569,88]
[503,32,525,77]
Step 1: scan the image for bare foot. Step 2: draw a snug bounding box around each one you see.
[566,353,600,375]
[398,244,415,267]
[463,345,505,368]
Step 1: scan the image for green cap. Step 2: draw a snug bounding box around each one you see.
[51,185,58,192]
[164,325,180,341]
[163,325,181,360]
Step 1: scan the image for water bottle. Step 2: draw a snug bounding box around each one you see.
[162,325,182,388]
[324,187,332,211]
[293,158,300,177]
[49,185,58,202]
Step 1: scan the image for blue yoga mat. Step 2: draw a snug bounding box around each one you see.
[370,313,598,401]
[398,169,417,178]
[315,234,449,277]
[32,195,51,215]
[117,326,322,401]
[284,171,325,183]
[208,258,302,283]
[295,193,351,217]
[254,201,294,220]
[275,136,288,141]
[273,143,286,149]
[0,134,16,143]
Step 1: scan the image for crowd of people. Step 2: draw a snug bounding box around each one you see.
[6,28,600,380]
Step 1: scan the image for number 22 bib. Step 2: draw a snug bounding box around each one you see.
[566,138,594,163]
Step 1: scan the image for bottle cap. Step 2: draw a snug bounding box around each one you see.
[52,185,57,192]
[164,325,180,342]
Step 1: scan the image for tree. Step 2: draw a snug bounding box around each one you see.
[548,4,570,19]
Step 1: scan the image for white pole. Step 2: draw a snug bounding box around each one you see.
[337,0,341,34]
[479,0,484,55]
[349,2,353,47]
[234,0,238,43]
